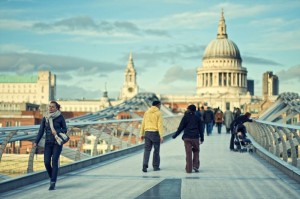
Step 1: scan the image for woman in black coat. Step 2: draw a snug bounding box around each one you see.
[172,105,204,173]
[34,101,67,190]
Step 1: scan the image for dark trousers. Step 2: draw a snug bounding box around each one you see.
[184,138,200,173]
[143,131,160,169]
[44,142,63,182]
[216,123,222,134]
[226,127,231,134]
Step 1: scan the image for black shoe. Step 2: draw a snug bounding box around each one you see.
[49,182,55,190]
[193,167,199,173]
[153,168,160,171]
[142,167,147,172]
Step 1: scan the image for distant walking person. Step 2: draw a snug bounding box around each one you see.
[214,109,223,134]
[203,107,214,136]
[140,100,164,172]
[172,105,204,173]
[224,108,234,134]
[233,107,241,120]
[34,101,67,190]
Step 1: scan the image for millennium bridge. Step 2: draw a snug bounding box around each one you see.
[0,92,299,198]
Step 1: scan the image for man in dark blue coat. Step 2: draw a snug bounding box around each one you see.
[172,104,204,173]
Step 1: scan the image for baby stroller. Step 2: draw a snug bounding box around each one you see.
[233,124,253,153]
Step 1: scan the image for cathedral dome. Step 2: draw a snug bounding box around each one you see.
[203,38,241,60]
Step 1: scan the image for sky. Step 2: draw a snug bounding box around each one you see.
[0,0,299,100]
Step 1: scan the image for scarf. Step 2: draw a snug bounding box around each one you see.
[45,110,64,145]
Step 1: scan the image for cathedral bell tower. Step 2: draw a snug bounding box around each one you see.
[119,52,139,100]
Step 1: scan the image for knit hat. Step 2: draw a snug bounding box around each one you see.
[187,104,196,112]
[152,100,161,106]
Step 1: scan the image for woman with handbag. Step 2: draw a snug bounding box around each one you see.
[33,101,68,190]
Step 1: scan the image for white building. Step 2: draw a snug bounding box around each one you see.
[161,10,259,111]
[0,71,56,105]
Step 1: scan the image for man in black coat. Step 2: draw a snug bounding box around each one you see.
[172,104,204,173]
[229,112,253,151]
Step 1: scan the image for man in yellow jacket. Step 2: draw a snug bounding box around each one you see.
[140,100,164,172]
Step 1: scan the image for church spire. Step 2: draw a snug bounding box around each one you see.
[217,8,227,39]
[127,52,134,69]
[119,52,139,100]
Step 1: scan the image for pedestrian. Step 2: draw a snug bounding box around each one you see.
[229,112,253,151]
[33,101,68,190]
[224,108,234,134]
[172,104,204,173]
[140,100,163,172]
[214,109,223,134]
[203,107,214,136]
[195,106,202,121]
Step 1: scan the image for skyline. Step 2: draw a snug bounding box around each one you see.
[0,0,300,100]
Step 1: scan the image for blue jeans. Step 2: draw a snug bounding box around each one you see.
[205,122,213,135]
[44,142,62,182]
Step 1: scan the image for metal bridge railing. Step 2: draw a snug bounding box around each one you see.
[0,115,182,182]
[247,120,300,168]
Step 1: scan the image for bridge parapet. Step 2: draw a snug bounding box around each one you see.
[0,115,182,184]
[247,120,300,182]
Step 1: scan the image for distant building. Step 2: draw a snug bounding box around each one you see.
[247,80,254,95]
[0,71,56,105]
[0,102,42,127]
[119,53,139,100]
[263,71,279,98]
[161,10,257,112]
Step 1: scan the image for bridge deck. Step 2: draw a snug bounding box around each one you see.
[1,132,300,199]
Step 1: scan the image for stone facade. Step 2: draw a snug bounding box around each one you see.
[263,71,279,98]
[0,71,55,105]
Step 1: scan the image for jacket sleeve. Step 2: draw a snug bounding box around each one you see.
[199,120,204,142]
[140,114,146,136]
[60,116,67,134]
[35,117,46,144]
[172,116,186,139]
[158,112,164,137]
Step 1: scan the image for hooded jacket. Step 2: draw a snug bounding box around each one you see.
[172,111,204,142]
[140,106,164,137]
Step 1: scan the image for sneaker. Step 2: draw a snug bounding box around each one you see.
[193,167,199,173]
[153,168,160,171]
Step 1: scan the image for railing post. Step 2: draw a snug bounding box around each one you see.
[0,131,17,162]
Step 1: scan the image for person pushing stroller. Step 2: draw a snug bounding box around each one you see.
[229,112,253,151]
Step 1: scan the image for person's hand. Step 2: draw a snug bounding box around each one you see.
[160,137,164,143]
[140,136,144,141]
[51,130,57,136]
